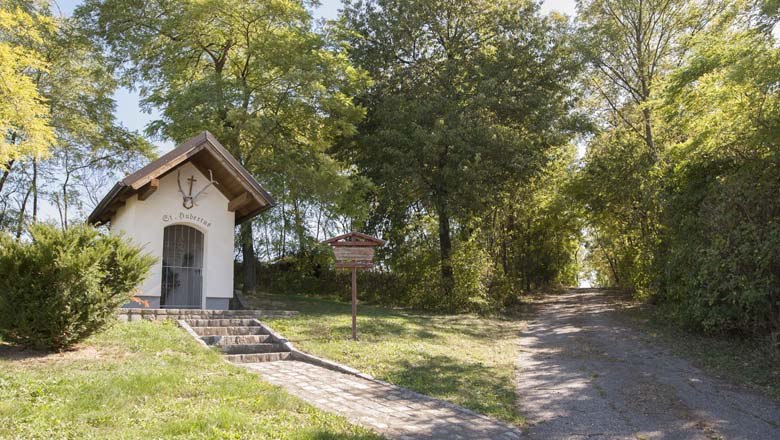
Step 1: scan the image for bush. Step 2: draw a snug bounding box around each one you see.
[0,224,156,350]
[253,236,518,314]
[661,160,780,337]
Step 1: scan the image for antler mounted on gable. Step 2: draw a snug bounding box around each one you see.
[192,169,218,203]
[177,169,219,209]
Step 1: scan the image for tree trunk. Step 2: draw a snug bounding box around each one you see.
[62,177,69,229]
[16,184,32,240]
[240,221,257,294]
[280,200,287,258]
[642,106,657,163]
[525,218,532,291]
[292,197,306,255]
[501,211,514,275]
[32,159,38,222]
[0,160,14,195]
[607,253,620,287]
[436,198,454,297]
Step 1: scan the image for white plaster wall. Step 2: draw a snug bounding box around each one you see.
[110,162,236,307]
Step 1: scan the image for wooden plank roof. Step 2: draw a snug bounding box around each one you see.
[88,131,275,225]
[322,231,386,247]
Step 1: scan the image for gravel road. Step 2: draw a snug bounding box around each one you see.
[516,289,780,440]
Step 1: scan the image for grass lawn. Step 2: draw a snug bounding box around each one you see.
[616,303,780,400]
[255,293,526,426]
[0,321,380,440]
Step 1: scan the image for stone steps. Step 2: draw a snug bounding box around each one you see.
[187,318,261,327]
[200,334,272,345]
[218,343,289,355]
[224,352,291,363]
[119,308,298,322]
[191,326,267,336]
[184,317,291,364]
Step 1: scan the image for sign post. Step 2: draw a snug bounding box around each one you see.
[351,267,357,340]
[322,232,386,340]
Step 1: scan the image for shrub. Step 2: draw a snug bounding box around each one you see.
[661,158,780,337]
[0,224,155,350]
[253,235,517,314]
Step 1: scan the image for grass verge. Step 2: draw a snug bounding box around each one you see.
[255,293,525,426]
[616,303,780,399]
[0,320,380,440]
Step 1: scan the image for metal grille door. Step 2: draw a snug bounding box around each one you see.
[161,225,204,309]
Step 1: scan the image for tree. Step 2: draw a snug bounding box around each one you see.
[492,145,583,291]
[656,1,780,334]
[0,4,56,187]
[574,0,715,292]
[78,0,369,292]
[46,20,155,228]
[337,0,580,298]
[0,2,151,235]
[578,0,715,161]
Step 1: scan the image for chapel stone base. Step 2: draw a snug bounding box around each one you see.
[121,296,231,310]
[117,308,298,322]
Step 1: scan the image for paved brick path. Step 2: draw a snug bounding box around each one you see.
[243,360,523,440]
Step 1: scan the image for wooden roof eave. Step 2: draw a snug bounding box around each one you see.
[87,182,128,225]
[87,131,275,226]
[234,202,274,225]
[121,133,275,208]
[322,231,387,246]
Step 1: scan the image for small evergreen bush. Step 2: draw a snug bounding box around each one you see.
[0,224,155,350]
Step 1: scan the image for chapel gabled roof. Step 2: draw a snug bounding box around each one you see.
[88,131,275,225]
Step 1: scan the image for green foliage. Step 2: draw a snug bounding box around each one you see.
[0,4,56,165]
[657,9,780,335]
[576,0,780,337]
[491,145,583,292]
[573,127,662,291]
[0,1,154,235]
[77,0,370,284]
[0,224,155,350]
[336,0,582,300]
[258,144,582,313]
[389,234,499,313]
[572,0,701,294]
[449,237,496,312]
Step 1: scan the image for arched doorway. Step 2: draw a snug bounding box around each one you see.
[161,224,204,308]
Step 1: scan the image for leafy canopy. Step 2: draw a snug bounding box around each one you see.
[337,0,581,300]
[0,6,56,166]
[78,0,369,197]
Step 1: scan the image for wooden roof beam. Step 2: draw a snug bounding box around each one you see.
[228,192,252,212]
[137,178,159,201]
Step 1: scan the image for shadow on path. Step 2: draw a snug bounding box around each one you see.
[516,289,780,440]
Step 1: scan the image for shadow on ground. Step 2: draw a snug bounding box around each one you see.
[516,289,780,440]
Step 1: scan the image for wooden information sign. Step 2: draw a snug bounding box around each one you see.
[322,232,386,340]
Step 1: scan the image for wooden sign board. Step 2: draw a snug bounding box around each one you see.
[335,261,374,269]
[333,246,375,264]
[322,231,386,340]
[322,231,386,269]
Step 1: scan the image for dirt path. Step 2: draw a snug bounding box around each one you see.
[516,289,780,440]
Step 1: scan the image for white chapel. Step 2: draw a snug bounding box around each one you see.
[89,131,274,309]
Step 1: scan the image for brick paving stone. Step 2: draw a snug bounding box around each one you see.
[242,360,524,440]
